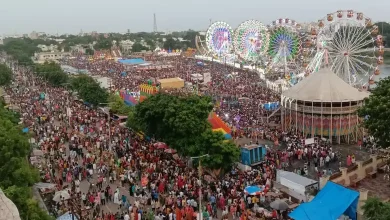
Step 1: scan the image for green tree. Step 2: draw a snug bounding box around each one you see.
[183,30,199,49]
[0,63,13,86]
[35,61,68,86]
[71,75,109,106]
[0,101,53,220]
[145,39,156,50]
[163,37,178,50]
[358,77,390,148]
[85,48,94,55]
[108,94,134,115]
[194,129,240,172]
[131,42,148,52]
[127,93,239,171]
[94,39,113,50]
[362,197,390,220]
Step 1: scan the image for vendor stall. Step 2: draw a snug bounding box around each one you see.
[276,170,319,202]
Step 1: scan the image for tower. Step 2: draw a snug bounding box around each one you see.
[153,13,158,33]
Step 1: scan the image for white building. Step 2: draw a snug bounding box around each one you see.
[0,38,3,45]
[37,44,58,52]
[33,51,71,64]
[120,40,135,53]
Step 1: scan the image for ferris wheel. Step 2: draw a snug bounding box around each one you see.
[266,18,307,86]
[233,20,269,63]
[308,10,384,87]
[206,21,234,59]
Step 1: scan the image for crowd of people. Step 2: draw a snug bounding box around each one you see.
[3,54,344,220]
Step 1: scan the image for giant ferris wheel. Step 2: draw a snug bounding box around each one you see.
[206,21,234,60]
[266,18,307,85]
[308,10,384,87]
[233,20,269,64]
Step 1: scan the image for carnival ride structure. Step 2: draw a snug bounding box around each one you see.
[206,21,236,62]
[265,18,310,86]
[195,35,209,55]
[233,20,269,64]
[281,68,369,144]
[307,10,384,88]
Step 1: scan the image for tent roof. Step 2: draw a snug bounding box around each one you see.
[0,190,21,220]
[277,170,318,187]
[158,77,184,83]
[282,68,370,102]
[289,181,359,220]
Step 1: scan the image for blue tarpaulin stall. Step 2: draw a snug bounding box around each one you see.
[118,58,145,65]
[289,181,359,220]
[262,102,279,111]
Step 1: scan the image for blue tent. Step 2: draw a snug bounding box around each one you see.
[118,58,145,65]
[289,181,359,220]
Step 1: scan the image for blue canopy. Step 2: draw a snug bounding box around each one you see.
[244,186,263,195]
[118,58,145,65]
[289,181,359,220]
[57,212,79,220]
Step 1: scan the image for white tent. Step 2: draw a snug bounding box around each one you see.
[276,170,318,200]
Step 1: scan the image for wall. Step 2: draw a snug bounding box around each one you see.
[319,155,384,188]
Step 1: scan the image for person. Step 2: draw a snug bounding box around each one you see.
[114,188,121,205]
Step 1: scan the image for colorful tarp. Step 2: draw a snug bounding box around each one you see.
[208,112,232,139]
[289,181,359,220]
[119,90,138,106]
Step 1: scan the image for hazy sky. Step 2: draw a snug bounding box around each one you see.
[0,0,388,35]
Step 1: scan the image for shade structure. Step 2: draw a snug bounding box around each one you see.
[270,199,289,210]
[244,186,263,195]
[282,68,369,102]
[289,181,359,220]
[0,190,21,220]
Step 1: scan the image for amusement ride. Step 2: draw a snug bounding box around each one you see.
[205,21,235,61]
[265,18,309,86]
[233,20,269,64]
[307,10,384,87]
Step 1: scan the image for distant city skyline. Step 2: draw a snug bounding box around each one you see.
[0,0,389,35]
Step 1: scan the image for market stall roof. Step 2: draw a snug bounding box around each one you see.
[282,68,370,102]
[289,181,359,220]
[0,189,21,220]
[276,170,318,187]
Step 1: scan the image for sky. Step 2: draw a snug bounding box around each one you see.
[0,0,388,35]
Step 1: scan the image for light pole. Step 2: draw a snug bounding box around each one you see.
[190,154,210,220]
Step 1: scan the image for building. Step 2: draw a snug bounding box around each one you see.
[281,68,369,144]
[30,31,39,39]
[0,38,3,45]
[33,51,71,64]
[37,44,58,52]
[119,40,135,53]
[70,45,87,54]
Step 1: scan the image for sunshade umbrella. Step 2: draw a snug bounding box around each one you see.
[164,148,177,154]
[154,142,168,149]
[244,186,263,195]
[270,199,289,210]
[53,190,70,202]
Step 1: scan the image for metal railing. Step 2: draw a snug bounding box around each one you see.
[283,103,362,114]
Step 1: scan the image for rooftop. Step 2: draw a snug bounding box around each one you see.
[282,68,370,102]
